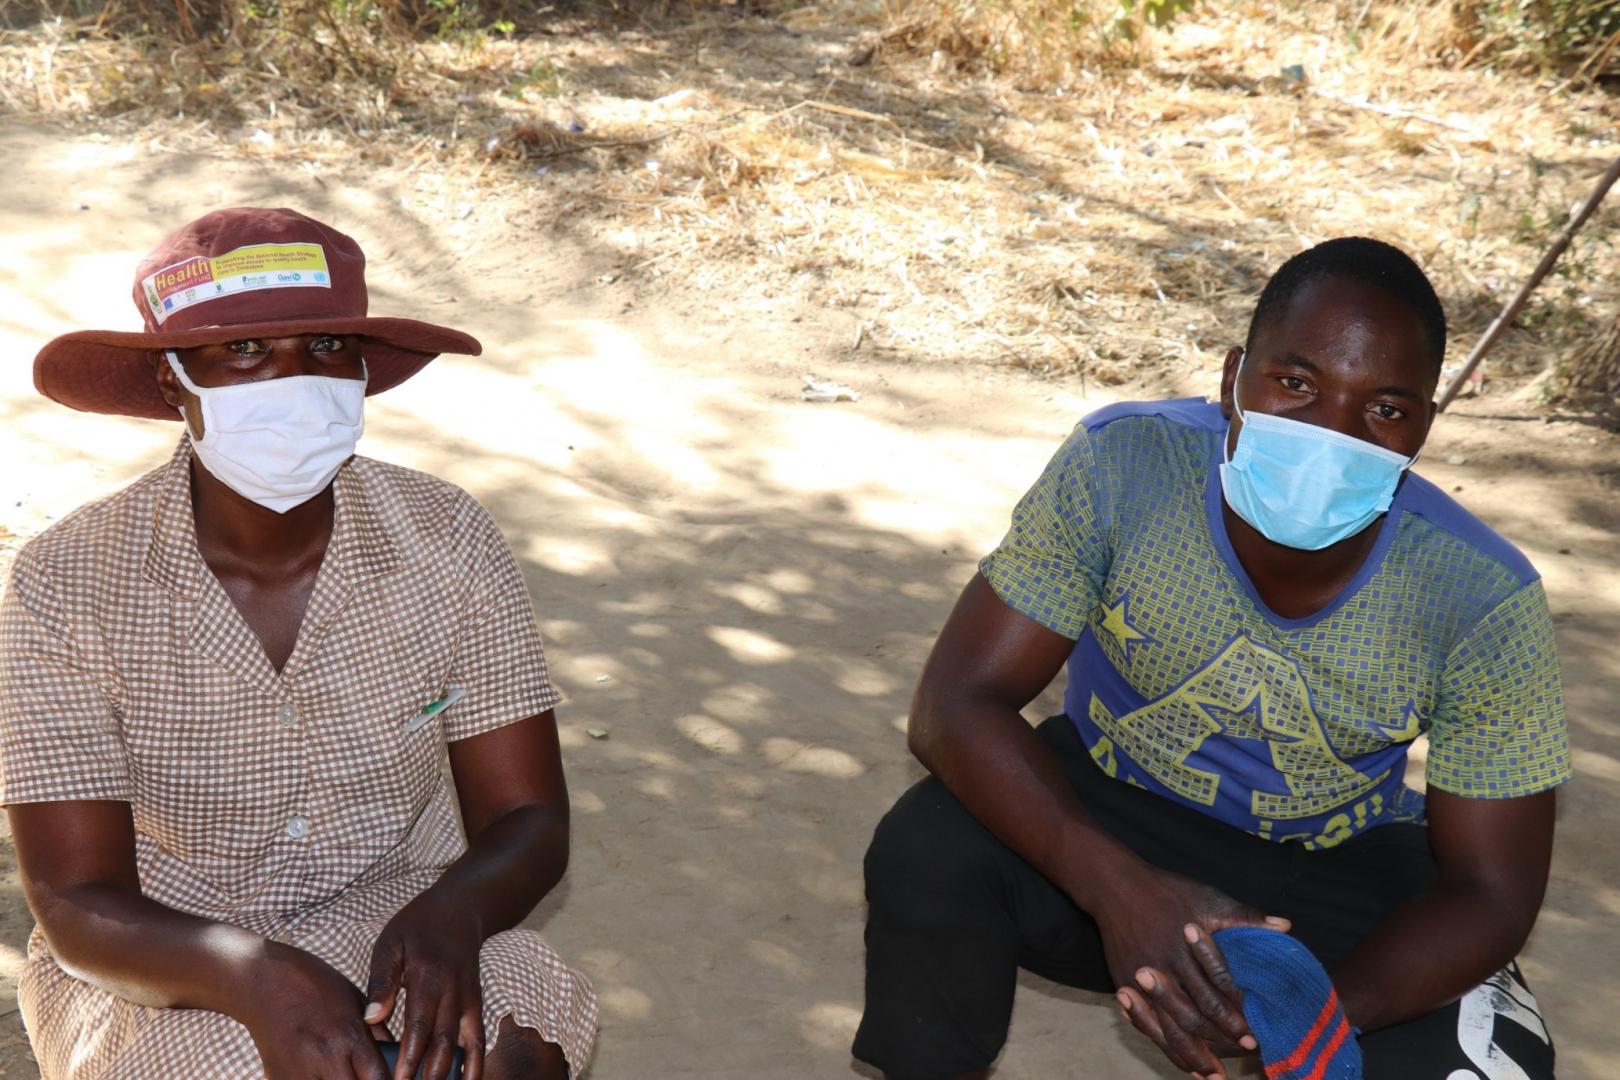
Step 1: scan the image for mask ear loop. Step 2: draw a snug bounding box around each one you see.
[164,349,203,434]
[164,349,194,388]
[1230,348,1249,422]
[1225,348,1248,466]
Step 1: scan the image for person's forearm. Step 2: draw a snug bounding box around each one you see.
[1332,880,1534,1031]
[910,694,1151,915]
[414,805,568,939]
[29,881,271,1018]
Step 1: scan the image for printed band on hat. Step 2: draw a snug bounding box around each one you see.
[34,206,483,419]
[142,242,332,325]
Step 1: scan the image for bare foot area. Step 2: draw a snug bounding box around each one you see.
[0,107,1616,1080]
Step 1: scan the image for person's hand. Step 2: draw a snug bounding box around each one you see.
[364,894,485,1080]
[1095,864,1287,1079]
[242,942,391,1080]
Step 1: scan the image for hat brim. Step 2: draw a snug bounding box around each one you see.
[34,316,482,420]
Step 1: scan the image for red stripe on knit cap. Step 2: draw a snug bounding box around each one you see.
[1300,1016,1352,1080]
[1264,989,1343,1079]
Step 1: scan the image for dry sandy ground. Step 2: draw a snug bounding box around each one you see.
[0,120,1616,1078]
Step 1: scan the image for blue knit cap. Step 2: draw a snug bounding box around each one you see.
[1212,927,1362,1080]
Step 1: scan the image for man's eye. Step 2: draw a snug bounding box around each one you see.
[312,336,344,353]
[228,340,264,356]
[1280,376,1307,391]
[1374,403,1405,420]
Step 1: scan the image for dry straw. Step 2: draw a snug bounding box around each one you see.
[1,0,1616,393]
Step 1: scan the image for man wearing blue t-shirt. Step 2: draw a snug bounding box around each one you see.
[853,239,1569,1080]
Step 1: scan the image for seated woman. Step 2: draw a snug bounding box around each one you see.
[0,207,597,1080]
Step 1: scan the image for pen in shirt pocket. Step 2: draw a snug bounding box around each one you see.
[406,686,465,733]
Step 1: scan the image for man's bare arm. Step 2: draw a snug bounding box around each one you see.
[913,574,1275,1077]
[1330,787,1556,1031]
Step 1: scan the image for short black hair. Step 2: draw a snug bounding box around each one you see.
[1245,237,1447,375]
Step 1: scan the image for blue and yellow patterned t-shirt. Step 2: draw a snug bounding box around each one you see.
[981,398,1571,849]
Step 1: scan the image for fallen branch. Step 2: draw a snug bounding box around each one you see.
[1313,90,1486,138]
[523,132,673,160]
[800,99,901,128]
[1438,154,1620,412]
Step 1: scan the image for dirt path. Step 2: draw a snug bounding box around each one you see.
[1,121,1616,1078]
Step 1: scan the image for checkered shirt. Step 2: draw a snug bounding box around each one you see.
[0,439,597,1078]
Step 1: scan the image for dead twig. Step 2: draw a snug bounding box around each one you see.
[1439,154,1620,412]
[799,99,901,128]
[1312,89,1486,138]
[523,131,676,161]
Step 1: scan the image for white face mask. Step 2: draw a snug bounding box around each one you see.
[165,350,367,514]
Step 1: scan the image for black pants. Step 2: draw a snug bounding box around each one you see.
[853,716,1555,1080]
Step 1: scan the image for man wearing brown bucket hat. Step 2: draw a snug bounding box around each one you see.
[0,207,598,1080]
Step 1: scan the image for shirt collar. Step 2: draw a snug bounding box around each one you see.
[141,438,401,599]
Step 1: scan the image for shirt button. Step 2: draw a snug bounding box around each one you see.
[285,815,309,839]
[277,704,299,728]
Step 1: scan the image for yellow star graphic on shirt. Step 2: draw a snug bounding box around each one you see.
[1377,699,1425,743]
[1099,595,1150,660]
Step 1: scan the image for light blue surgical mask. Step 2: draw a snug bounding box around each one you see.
[1219,351,1416,551]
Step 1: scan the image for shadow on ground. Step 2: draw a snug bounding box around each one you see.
[0,116,1617,1079]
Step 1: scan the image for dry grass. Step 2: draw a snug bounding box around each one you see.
[1,0,1617,396]
[869,0,1159,90]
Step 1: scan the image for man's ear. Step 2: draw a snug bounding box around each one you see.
[1217,346,1244,419]
[153,351,203,439]
[151,351,181,406]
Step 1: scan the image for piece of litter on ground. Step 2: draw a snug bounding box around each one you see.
[586,727,610,740]
[801,374,861,403]
[1445,454,1468,466]
[1440,361,1485,398]
[593,675,611,683]
[654,88,701,108]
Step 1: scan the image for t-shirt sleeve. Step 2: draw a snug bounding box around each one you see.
[442,502,564,742]
[1426,580,1571,799]
[978,424,1112,640]
[0,552,131,805]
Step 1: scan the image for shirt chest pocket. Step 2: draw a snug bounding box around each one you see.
[304,664,460,807]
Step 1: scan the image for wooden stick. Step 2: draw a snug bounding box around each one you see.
[801,99,901,128]
[1438,154,1620,412]
[1313,90,1485,137]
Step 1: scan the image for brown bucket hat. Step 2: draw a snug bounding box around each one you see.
[33,206,482,420]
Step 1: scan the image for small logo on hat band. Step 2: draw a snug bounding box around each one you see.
[142,242,332,324]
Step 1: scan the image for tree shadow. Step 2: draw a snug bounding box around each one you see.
[1,103,1617,1079]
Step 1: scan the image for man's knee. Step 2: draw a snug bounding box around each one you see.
[1359,964,1554,1080]
[864,777,1007,923]
[485,1017,568,1080]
